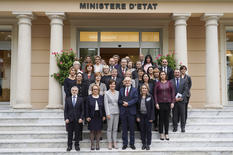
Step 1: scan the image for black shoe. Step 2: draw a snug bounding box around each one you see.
[75,146,80,151]
[165,135,170,141]
[141,145,146,150]
[146,145,150,150]
[100,137,102,141]
[173,128,177,132]
[66,147,72,152]
[122,145,127,150]
[130,145,136,150]
[181,128,185,132]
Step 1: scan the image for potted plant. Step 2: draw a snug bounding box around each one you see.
[156,51,176,70]
[51,48,76,107]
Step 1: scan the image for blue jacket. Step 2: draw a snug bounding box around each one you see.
[118,86,138,115]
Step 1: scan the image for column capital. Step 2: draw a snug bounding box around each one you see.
[12,11,33,25]
[46,12,65,26]
[172,13,191,26]
[202,13,224,27]
[46,12,65,20]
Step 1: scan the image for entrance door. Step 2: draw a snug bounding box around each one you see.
[0,31,11,103]
[100,48,139,63]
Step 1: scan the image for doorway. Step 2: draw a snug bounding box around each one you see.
[0,31,11,103]
[100,48,140,63]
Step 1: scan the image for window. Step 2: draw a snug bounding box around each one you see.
[80,31,98,42]
[101,32,139,42]
[142,32,160,42]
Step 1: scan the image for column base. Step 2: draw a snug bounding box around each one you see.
[205,104,223,109]
[46,103,63,109]
[13,103,32,109]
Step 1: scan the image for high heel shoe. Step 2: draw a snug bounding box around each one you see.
[165,134,169,141]
[108,142,112,150]
[113,142,118,149]
[160,134,164,140]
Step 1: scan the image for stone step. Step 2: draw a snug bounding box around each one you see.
[186,116,233,123]
[0,138,233,148]
[0,109,64,117]
[0,147,232,155]
[0,116,232,125]
[1,109,233,117]
[1,131,233,140]
[0,117,64,124]
[0,123,232,131]
[188,109,233,116]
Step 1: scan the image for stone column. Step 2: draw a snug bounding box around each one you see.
[12,12,33,109]
[173,13,191,66]
[46,12,65,109]
[203,13,223,108]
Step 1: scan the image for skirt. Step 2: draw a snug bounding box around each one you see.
[88,111,103,131]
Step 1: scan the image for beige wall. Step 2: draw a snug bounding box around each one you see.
[29,15,222,109]
[169,17,216,108]
[31,17,70,109]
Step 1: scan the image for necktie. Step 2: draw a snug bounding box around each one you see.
[72,96,76,107]
[126,87,129,96]
[176,78,179,91]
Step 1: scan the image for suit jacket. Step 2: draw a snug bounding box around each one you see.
[64,96,84,122]
[170,78,188,103]
[104,76,123,91]
[159,66,174,80]
[117,66,128,79]
[136,94,155,121]
[132,69,138,79]
[118,86,138,115]
[86,95,105,118]
[182,74,192,97]
[83,73,95,86]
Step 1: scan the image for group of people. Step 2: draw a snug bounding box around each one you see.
[64,54,192,151]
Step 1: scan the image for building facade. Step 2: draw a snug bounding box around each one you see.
[0,0,233,109]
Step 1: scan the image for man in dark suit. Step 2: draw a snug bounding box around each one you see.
[64,86,84,151]
[103,68,123,91]
[132,61,142,79]
[118,77,138,150]
[170,69,188,133]
[117,58,128,79]
[159,58,174,80]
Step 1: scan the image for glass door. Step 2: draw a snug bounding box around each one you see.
[0,31,11,102]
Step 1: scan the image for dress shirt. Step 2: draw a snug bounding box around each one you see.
[125,86,131,96]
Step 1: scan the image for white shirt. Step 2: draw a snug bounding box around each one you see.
[125,86,131,96]
[93,95,100,111]
[95,100,99,111]
[163,66,167,73]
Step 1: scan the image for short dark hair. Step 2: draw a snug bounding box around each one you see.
[137,68,145,73]
[109,79,116,85]
[180,65,187,71]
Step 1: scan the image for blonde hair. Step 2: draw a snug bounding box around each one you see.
[91,84,100,93]
[140,84,150,95]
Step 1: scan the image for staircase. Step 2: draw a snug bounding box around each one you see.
[0,107,233,154]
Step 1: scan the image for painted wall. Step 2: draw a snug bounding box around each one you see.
[31,16,70,109]
[29,15,219,109]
